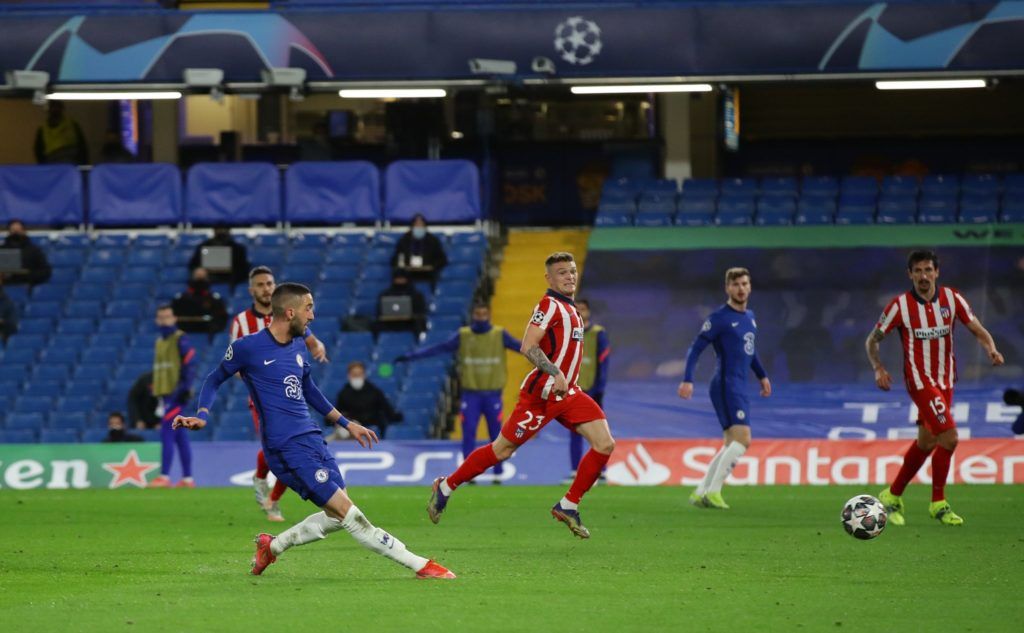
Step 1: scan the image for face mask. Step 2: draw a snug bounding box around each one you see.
[158,325,176,337]
[411,226,427,240]
[190,279,210,292]
[470,319,491,334]
[349,377,365,390]
[7,233,26,244]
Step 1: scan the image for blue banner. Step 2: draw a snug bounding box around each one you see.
[3,3,1024,82]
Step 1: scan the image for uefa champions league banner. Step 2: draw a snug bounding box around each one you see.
[1,438,1022,490]
[3,2,1024,82]
[607,439,1024,486]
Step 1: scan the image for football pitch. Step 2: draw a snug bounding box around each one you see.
[1,485,1020,632]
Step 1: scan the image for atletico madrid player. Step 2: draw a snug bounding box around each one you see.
[427,252,616,539]
[866,250,1004,527]
[231,266,328,521]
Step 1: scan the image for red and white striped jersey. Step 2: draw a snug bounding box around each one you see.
[521,290,585,400]
[876,286,975,392]
[230,305,273,343]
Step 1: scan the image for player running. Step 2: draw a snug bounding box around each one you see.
[230,265,328,522]
[175,283,454,579]
[426,252,616,539]
[678,267,771,510]
[867,250,1003,527]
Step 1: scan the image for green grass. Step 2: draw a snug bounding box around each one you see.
[1,485,1021,632]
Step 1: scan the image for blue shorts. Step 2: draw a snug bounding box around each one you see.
[709,379,750,430]
[264,432,346,507]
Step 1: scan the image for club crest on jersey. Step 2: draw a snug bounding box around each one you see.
[531,310,546,325]
[296,353,303,367]
[571,327,584,341]
[940,307,951,320]
[283,375,303,400]
[314,468,328,483]
[736,410,746,421]
[701,320,712,332]
[224,344,233,361]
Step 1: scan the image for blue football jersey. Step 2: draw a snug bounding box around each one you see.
[196,329,338,450]
[684,304,766,387]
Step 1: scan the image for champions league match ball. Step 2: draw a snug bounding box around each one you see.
[840,495,887,540]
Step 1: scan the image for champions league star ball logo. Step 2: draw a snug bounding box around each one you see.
[554,16,603,66]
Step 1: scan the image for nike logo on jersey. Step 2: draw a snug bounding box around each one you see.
[264,359,276,365]
[731,322,739,327]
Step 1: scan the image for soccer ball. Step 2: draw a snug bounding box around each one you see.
[841,495,887,540]
[554,16,603,66]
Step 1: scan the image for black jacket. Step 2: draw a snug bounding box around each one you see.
[2,235,51,285]
[188,236,250,286]
[0,288,17,342]
[335,380,402,437]
[391,232,448,274]
[127,371,160,429]
[171,284,229,336]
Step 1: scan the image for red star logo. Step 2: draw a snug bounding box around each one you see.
[102,449,160,489]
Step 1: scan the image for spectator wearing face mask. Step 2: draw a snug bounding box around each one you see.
[103,411,144,443]
[391,213,448,284]
[171,267,229,337]
[2,219,52,286]
[332,361,402,440]
[188,225,251,288]
[396,304,521,481]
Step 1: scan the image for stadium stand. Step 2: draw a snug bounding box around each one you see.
[0,160,492,443]
[593,173,1024,226]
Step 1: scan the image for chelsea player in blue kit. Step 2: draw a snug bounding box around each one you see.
[678,268,771,510]
[174,283,455,579]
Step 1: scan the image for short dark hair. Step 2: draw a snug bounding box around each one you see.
[907,250,939,271]
[725,267,750,284]
[108,411,125,422]
[472,302,490,311]
[576,298,590,308]
[347,360,366,372]
[271,282,312,317]
[249,265,274,281]
[545,252,574,268]
[156,303,173,313]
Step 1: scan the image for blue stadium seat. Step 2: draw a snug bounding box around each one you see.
[5,413,45,431]
[801,176,839,198]
[31,284,72,302]
[440,263,479,281]
[0,165,83,227]
[348,296,378,318]
[88,249,127,267]
[81,429,109,443]
[795,198,836,225]
[50,249,87,267]
[24,301,61,319]
[918,195,958,223]
[0,347,38,365]
[877,196,917,224]
[57,318,95,335]
[66,300,104,319]
[720,178,757,197]
[681,178,719,197]
[594,209,634,227]
[89,163,182,227]
[676,196,715,226]
[436,280,475,300]
[755,198,795,225]
[16,318,55,335]
[213,426,254,441]
[639,179,678,195]
[40,428,80,443]
[34,365,71,382]
[840,176,878,197]
[881,175,919,197]
[58,395,95,414]
[959,195,998,223]
[759,177,797,197]
[835,201,876,224]
[106,299,149,319]
[0,429,38,443]
[285,161,381,225]
[186,162,282,225]
[286,248,326,265]
[122,267,159,283]
[72,285,112,302]
[921,174,960,197]
[715,196,754,225]
[136,235,171,249]
[49,267,79,284]
[49,413,89,431]
[431,296,470,317]
[634,211,674,226]
[960,174,1000,197]
[315,297,351,319]
[384,160,481,224]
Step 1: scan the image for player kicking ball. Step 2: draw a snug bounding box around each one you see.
[427,252,616,539]
[678,267,771,510]
[866,250,1003,527]
[174,283,454,579]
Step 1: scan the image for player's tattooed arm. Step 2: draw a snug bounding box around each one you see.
[865,329,893,391]
[525,345,560,376]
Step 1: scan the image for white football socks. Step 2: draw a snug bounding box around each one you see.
[341,505,429,572]
[271,511,342,555]
[439,479,453,496]
[707,442,747,494]
[696,446,728,496]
